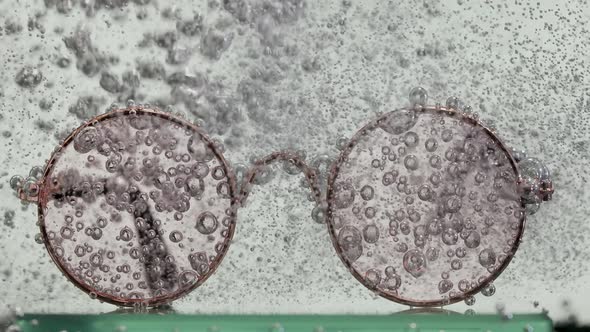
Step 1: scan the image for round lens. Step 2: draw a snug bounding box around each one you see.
[37,107,238,306]
[327,107,524,306]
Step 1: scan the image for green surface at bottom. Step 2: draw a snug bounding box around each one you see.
[13,313,552,332]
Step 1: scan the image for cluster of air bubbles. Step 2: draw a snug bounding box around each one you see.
[15,66,43,88]
[409,88,555,217]
[10,166,44,202]
[511,152,554,215]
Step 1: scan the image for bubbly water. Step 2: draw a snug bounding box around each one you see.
[0,0,587,326]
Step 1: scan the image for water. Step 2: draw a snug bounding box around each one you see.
[0,0,588,325]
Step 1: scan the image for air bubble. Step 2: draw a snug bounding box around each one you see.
[458,279,470,292]
[360,185,374,201]
[518,157,543,179]
[441,129,453,142]
[442,228,458,245]
[311,204,326,223]
[444,196,462,213]
[426,247,439,261]
[74,127,101,154]
[212,166,226,180]
[408,210,421,222]
[23,179,40,197]
[429,155,441,169]
[382,171,397,186]
[185,177,205,197]
[409,87,428,106]
[364,207,376,218]
[379,109,417,135]
[362,225,380,243]
[475,172,485,184]
[395,242,408,253]
[384,266,396,277]
[29,166,44,179]
[403,249,427,278]
[400,221,411,235]
[252,166,275,185]
[195,212,219,235]
[179,271,198,288]
[338,226,363,262]
[60,226,74,239]
[481,283,496,297]
[526,201,541,215]
[425,138,438,152]
[417,185,433,201]
[189,252,210,276]
[34,233,43,244]
[169,230,183,242]
[187,135,214,162]
[364,269,381,288]
[332,182,356,209]
[90,253,103,266]
[464,231,481,248]
[426,219,442,235]
[371,159,381,168]
[479,248,496,267]
[381,275,401,291]
[445,96,463,110]
[450,259,463,270]
[9,175,23,190]
[438,279,453,294]
[404,155,419,171]
[191,162,210,178]
[89,227,103,240]
[403,132,419,148]
[455,247,466,258]
[119,227,133,241]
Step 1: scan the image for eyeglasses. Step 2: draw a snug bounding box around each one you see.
[12,90,554,308]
